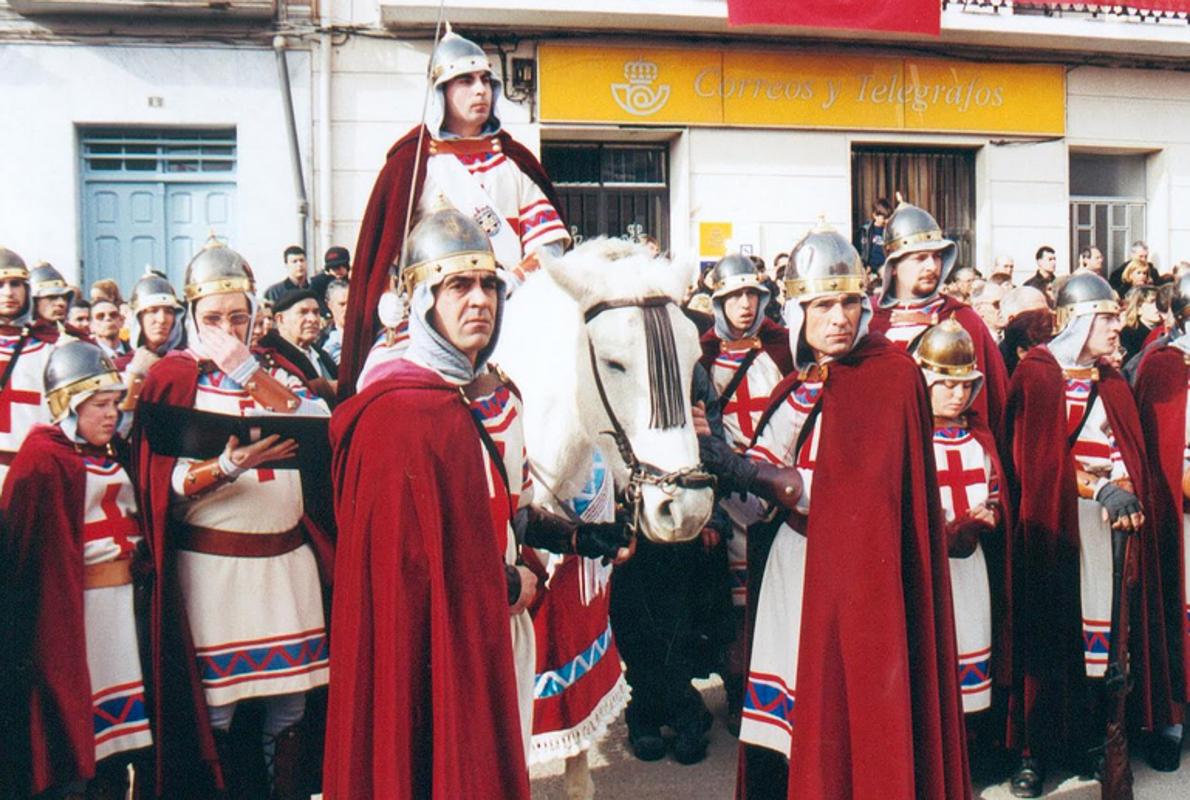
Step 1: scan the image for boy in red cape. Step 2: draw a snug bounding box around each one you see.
[1133,271,1190,771]
[1004,272,1175,796]
[339,27,567,397]
[736,225,969,800]
[2,342,150,799]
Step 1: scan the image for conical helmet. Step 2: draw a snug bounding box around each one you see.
[430,29,495,88]
[707,253,763,300]
[401,209,496,295]
[44,340,125,422]
[130,271,183,314]
[1054,272,1117,333]
[1171,272,1190,332]
[0,247,29,281]
[30,262,73,299]
[914,319,979,380]
[784,224,866,302]
[183,236,255,303]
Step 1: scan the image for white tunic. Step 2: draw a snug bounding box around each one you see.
[711,345,786,607]
[0,333,54,492]
[882,296,947,351]
[932,425,996,714]
[738,378,823,756]
[467,374,536,761]
[83,454,153,761]
[1066,374,1128,678]
[170,362,329,707]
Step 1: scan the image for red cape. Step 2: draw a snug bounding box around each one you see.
[743,334,970,800]
[1004,347,1175,755]
[1134,344,1190,709]
[870,297,1009,439]
[130,348,333,795]
[323,360,531,799]
[339,127,565,400]
[698,317,794,376]
[1,425,93,794]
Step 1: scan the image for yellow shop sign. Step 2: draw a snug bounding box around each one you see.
[538,44,1065,136]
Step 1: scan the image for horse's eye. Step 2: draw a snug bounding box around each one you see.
[605,359,627,374]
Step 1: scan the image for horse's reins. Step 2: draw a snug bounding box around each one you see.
[583,296,716,536]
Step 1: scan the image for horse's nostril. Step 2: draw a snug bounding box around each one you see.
[657,499,674,524]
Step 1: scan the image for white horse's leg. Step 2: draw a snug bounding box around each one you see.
[563,752,594,800]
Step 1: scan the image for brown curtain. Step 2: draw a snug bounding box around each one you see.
[851,147,976,270]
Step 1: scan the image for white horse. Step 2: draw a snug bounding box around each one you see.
[495,238,712,798]
[496,237,714,543]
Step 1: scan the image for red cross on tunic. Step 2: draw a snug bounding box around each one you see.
[237,398,275,482]
[937,448,986,518]
[722,373,769,441]
[85,483,139,556]
[0,358,41,433]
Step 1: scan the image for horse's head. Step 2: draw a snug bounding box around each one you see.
[544,238,713,543]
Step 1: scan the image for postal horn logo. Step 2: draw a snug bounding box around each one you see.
[611,60,670,117]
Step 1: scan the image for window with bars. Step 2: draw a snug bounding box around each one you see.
[81,128,237,176]
[1069,153,1147,273]
[542,143,669,249]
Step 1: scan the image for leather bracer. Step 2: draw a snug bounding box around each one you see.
[181,458,233,497]
[244,369,301,413]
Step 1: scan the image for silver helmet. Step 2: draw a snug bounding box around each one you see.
[784,224,866,302]
[401,209,497,295]
[1170,272,1190,333]
[30,262,74,301]
[0,247,29,282]
[880,200,958,305]
[707,253,764,300]
[183,236,255,303]
[44,340,125,423]
[430,29,496,88]
[131,271,184,314]
[1054,272,1118,333]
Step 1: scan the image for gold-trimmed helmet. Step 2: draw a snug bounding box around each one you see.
[183,236,255,303]
[44,340,125,422]
[430,29,496,88]
[0,247,29,282]
[400,209,497,295]
[130,271,184,314]
[1054,272,1118,333]
[783,223,866,302]
[30,262,74,300]
[914,319,980,381]
[707,253,764,301]
[880,200,957,305]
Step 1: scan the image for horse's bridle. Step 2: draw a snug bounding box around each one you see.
[583,296,716,534]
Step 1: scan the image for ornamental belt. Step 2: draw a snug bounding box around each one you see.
[84,557,133,590]
[176,525,304,558]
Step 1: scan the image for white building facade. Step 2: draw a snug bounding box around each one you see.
[1,0,1188,290]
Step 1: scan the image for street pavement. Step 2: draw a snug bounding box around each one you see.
[530,678,1190,799]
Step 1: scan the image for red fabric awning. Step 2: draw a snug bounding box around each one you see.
[726,0,942,36]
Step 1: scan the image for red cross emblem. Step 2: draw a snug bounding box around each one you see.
[722,375,769,441]
[238,398,275,482]
[936,448,986,518]
[0,359,41,433]
[85,482,139,556]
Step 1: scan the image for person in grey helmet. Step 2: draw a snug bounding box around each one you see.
[1004,272,1174,796]
[340,25,570,395]
[115,271,187,411]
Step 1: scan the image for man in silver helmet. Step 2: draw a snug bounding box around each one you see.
[695,252,793,726]
[2,342,153,800]
[341,26,570,396]
[870,200,1009,436]
[325,209,628,799]
[734,224,967,800]
[1004,271,1174,795]
[1131,271,1190,773]
[115,271,186,411]
[0,247,63,493]
[130,237,332,799]
[30,261,75,327]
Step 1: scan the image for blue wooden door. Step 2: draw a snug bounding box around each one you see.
[165,184,236,288]
[83,182,167,293]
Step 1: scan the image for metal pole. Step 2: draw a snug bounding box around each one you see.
[273,35,310,252]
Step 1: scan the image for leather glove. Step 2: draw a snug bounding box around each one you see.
[945,516,993,559]
[750,462,804,511]
[505,564,522,606]
[574,521,633,561]
[515,506,576,554]
[1096,481,1142,524]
